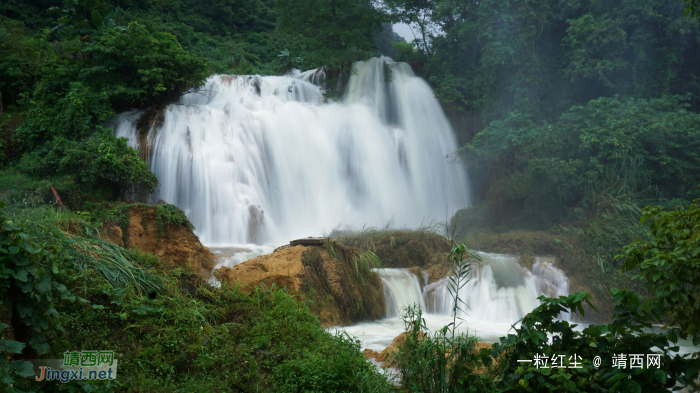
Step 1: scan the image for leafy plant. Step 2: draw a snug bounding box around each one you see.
[396,241,489,393]
[495,290,698,392]
[619,195,700,345]
[58,129,158,200]
[0,202,81,392]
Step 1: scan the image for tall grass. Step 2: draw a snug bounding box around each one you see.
[395,241,491,393]
[324,240,382,284]
[7,205,163,295]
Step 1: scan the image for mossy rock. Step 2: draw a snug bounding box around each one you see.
[518,253,533,271]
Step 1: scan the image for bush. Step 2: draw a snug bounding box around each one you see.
[464,95,700,229]
[58,129,158,200]
[619,196,700,345]
[494,291,698,393]
[19,21,207,147]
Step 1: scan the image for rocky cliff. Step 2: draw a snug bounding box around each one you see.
[100,206,216,279]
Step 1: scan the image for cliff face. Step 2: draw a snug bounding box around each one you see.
[100,206,216,279]
[214,243,386,327]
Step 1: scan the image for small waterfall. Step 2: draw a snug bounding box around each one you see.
[113,57,469,246]
[375,268,424,318]
[421,253,571,323]
[531,257,569,299]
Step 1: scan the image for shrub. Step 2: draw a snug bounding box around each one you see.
[58,129,158,200]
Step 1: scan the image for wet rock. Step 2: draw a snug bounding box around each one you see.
[518,253,533,271]
[363,349,380,360]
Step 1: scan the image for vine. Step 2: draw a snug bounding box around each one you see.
[116,205,131,247]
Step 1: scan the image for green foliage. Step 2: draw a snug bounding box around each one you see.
[0,19,56,111]
[463,95,700,229]
[48,0,114,38]
[82,22,208,109]
[59,129,158,199]
[15,129,158,204]
[385,0,700,228]
[274,331,389,392]
[619,197,700,345]
[396,242,488,393]
[153,202,194,242]
[0,202,80,392]
[19,20,207,147]
[275,0,384,72]
[686,0,700,18]
[5,267,389,392]
[373,23,406,58]
[495,290,698,392]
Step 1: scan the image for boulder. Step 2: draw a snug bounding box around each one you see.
[214,246,306,293]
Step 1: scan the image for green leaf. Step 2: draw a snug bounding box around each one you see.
[11,360,35,377]
[36,278,51,293]
[52,281,67,293]
[29,333,49,354]
[0,339,26,354]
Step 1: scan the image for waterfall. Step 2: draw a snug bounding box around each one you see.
[113,57,469,246]
[375,268,425,318]
[364,252,572,323]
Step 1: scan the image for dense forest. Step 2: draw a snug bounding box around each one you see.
[1,0,699,392]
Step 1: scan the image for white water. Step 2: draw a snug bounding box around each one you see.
[342,253,572,352]
[113,57,469,246]
[375,269,425,318]
[425,254,570,323]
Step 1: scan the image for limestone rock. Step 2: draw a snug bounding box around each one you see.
[363,349,380,360]
[377,345,399,363]
[214,246,306,293]
[214,242,386,327]
[101,206,216,279]
[518,253,533,271]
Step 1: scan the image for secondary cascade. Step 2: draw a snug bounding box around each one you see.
[378,253,571,323]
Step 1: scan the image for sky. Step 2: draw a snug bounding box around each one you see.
[393,23,415,42]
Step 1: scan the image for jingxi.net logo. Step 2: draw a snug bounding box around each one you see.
[33,350,118,383]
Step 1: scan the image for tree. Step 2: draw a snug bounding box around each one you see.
[685,0,700,17]
[619,196,700,345]
[59,129,158,200]
[275,0,384,71]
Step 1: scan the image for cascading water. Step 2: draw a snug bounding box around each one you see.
[375,268,425,318]
[375,253,570,324]
[424,253,570,323]
[340,253,572,352]
[113,57,469,246]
